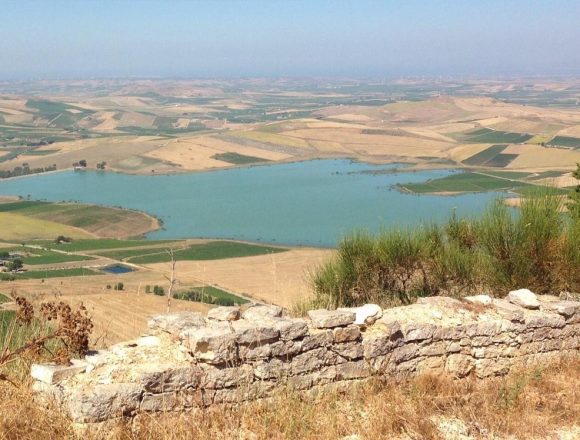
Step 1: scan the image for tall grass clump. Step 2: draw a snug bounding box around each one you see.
[309,189,579,309]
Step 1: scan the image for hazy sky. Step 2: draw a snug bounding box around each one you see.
[1,0,579,79]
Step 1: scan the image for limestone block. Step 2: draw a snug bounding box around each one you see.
[239,342,272,360]
[338,304,382,326]
[200,364,254,389]
[445,354,474,378]
[416,356,444,374]
[66,383,143,423]
[333,325,361,343]
[31,359,88,384]
[140,392,190,412]
[135,364,201,393]
[492,299,525,322]
[539,300,579,320]
[180,326,237,364]
[269,317,309,341]
[392,343,420,364]
[507,289,540,310]
[307,309,355,329]
[242,304,283,320]
[148,312,206,334]
[335,361,370,380]
[419,341,446,357]
[404,323,435,342]
[270,339,303,358]
[291,348,326,375]
[301,329,334,351]
[231,320,280,345]
[32,381,65,404]
[475,358,511,377]
[254,359,288,380]
[207,306,241,321]
[331,342,364,360]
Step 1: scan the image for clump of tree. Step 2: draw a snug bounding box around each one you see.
[310,189,579,309]
[0,163,57,179]
[6,259,23,272]
[113,282,124,291]
[96,161,107,170]
[55,235,72,244]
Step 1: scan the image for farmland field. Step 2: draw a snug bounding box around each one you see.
[0,247,94,265]
[399,172,531,193]
[0,212,93,241]
[1,267,101,280]
[461,128,533,144]
[0,201,159,239]
[125,241,287,264]
[548,136,580,149]
[212,152,271,165]
[34,238,180,253]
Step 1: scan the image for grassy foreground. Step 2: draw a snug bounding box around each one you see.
[0,359,577,439]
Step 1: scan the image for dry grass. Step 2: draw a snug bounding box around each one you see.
[0,213,94,241]
[1,358,577,439]
[145,248,334,308]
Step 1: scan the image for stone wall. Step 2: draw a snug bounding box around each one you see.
[31,289,579,428]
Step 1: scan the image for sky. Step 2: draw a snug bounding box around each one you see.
[0,0,579,79]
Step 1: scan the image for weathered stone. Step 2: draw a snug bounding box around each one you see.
[140,392,191,412]
[301,329,334,351]
[148,312,206,334]
[31,359,88,384]
[445,354,473,378]
[333,325,361,343]
[231,320,280,344]
[492,299,525,322]
[135,364,201,393]
[66,383,143,423]
[291,348,326,374]
[464,295,493,306]
[207,306,241,321]
[254,359,288,380]
[338,304,382,326]
[268,317,309,340]
[200,364,254,389]
[404,323,435,342]
[335,361,370,380]
[180,326,237,364]
[507,289,540,310]
[307,309,355,328]
[242,304,283,320]
[392,343,420,364]
[331,342,364,360]
[539,300,579,319]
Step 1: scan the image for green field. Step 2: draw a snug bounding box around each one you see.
[35,238,179,252]
[462,128,533,144]
[121,241,287,264]
[547,136,580,149]
[173,286,249,306]
[0,310,15,340]
[399,172,531,193]
[212,152,271,165]
[0,267,101,281]
[462,145,518,167]
[0,247,94,265]
[20,149,60,156]
[0,293,11,303]
[482,171,532,179]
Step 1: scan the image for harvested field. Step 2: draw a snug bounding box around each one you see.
[144,248,334,308]
[0,201,159,239]
[0,212,93,241]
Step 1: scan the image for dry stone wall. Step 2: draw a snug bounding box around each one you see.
[31,289,580,428]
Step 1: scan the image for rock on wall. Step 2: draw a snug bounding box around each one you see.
[31,290,579,427]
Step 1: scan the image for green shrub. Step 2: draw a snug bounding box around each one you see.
[310,190,579,309]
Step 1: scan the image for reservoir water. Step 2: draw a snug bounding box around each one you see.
[0,160,501,247]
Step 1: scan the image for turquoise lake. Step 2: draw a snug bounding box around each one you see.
[0,160,502,247]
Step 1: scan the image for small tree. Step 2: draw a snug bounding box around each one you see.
[7,258,23,272]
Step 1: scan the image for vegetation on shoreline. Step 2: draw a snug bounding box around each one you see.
[309,189,579,309]
[173,285,249,306]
